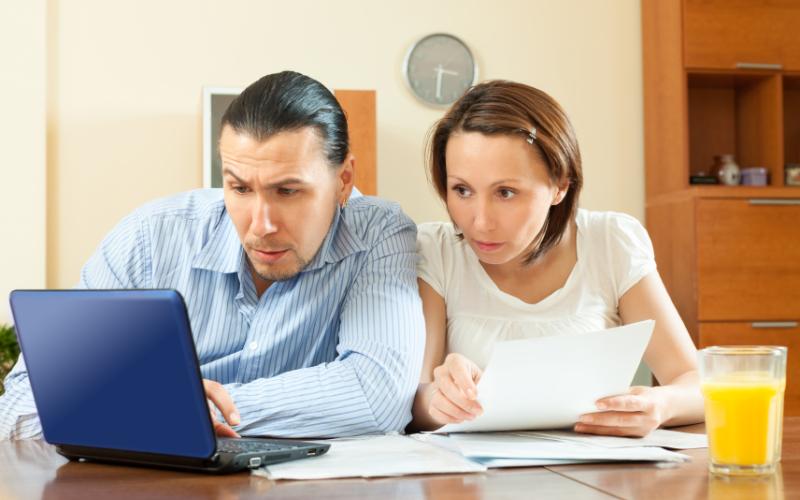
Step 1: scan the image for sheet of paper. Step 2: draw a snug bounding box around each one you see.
[439,320,655,433]
[518,428,708,450]
[474,457,608,468]
[443,432,689,463]
[252,435,486,480]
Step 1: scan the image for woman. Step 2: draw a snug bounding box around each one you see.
[410,80,703,436]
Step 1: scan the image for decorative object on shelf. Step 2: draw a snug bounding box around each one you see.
[741,167,769,186]
[690,172,719,185]
[786,163,800,186]
[403,33,477,107]
[714,154,741,186]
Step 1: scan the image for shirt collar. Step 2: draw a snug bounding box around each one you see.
[191,212,243,274]
[191,206,367,275]
[303,206,368,272]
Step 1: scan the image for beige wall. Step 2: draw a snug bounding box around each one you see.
[0,1,47,324]
[5,0,643,297]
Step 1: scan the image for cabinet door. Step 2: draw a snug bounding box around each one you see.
[696,198,800,321]
[699,322,800,415]
[683,0,800,70]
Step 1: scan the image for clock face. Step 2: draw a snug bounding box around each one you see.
[404,33,477,107]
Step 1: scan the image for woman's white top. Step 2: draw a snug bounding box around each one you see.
[416,209,657,369]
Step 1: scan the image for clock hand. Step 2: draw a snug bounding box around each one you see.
[434,65,459,100]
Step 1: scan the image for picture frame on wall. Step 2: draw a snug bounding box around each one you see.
[202,87,241,188]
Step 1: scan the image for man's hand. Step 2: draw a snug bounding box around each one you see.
[574,386,667,437]
[203,379,241,437]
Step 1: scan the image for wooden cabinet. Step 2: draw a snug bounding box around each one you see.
[683,0,800,71]
[643,0,800,414]
[696,199,800,321]
[699,322,800,415]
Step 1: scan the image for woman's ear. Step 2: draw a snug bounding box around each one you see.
[552,179,569,206]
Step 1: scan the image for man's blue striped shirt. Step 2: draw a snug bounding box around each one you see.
[0,189,425,439]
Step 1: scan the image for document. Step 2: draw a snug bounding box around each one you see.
[520,428,708,450]
[439,320,655,433]
[438,432,689,463]
[252,435,486,480]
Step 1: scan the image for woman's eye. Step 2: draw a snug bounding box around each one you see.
[452,185,471,197]
[498,188,515,199]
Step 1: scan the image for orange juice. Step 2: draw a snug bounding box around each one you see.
[701,373,785,472]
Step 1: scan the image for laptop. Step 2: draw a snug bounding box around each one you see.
[8,289,330,473]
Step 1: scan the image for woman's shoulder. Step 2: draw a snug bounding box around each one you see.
[416,221,460,252]
[576,209,649,248]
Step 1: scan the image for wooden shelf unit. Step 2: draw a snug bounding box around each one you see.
[643,0,800,415]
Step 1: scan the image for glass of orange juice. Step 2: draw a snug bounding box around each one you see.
[699,346,787,476]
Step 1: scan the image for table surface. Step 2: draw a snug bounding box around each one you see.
[1,418,797,499]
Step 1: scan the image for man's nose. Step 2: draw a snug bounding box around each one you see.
[251,198,279,237]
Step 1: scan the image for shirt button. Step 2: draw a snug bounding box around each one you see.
[249,341,258,351]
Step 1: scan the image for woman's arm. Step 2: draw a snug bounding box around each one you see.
[408,279,482,431]
[575,272,704,436]
[620,272,704,426]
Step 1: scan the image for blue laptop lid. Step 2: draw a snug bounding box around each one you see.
[9,289,217,459]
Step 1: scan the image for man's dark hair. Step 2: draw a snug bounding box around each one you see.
[221,71,349,166]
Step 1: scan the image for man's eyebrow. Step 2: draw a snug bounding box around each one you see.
[221,167,247,185]
[221,168,309,189]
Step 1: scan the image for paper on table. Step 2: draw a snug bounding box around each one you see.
[252,435,486,480]
[443,432,689,463]
[439,320,655,433]
[518,428,708,450]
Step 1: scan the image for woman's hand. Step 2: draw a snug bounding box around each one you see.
[427,353,484,426]
[574,386,667,437]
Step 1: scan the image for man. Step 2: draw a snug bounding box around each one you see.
[0,71,425,440]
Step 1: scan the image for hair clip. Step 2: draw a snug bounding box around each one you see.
[527,127,537,144]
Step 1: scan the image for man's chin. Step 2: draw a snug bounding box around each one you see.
[253,265,302,282]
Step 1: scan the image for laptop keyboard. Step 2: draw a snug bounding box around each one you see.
[216,439,302,454]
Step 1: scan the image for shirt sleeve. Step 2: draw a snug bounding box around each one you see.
[0,211,151,441]
[606,212,657,301]
[223,211,426,438]
[415,222,447,297]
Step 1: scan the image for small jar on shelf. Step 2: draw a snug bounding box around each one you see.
[786,163,800,187]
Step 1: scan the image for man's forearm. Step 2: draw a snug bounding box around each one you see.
[224,351,416,438]
[0,366,42,440]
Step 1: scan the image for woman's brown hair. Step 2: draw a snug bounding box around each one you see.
[427,80,584,265]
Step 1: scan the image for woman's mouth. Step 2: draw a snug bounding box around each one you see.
[473,240,504,253]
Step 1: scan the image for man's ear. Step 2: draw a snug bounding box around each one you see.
[337,153,356,205]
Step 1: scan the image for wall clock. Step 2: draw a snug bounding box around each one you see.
[403,33,478,107]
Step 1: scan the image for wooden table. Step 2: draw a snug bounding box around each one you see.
[1,418,798,499]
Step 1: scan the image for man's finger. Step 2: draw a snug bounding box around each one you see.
[203,379,241,426]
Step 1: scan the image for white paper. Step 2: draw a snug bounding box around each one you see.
[252,435,486,480]
[519,428,708,450]
[439,320,655,433]
[445,432,689,463]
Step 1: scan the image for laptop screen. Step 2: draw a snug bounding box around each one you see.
[10,290,217,459]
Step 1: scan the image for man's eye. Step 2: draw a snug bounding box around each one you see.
[232,186,249,195]
[278,188,298,196]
